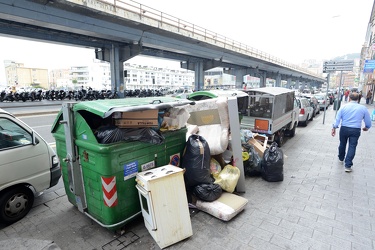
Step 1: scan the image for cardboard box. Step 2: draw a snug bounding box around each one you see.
[114,109,159,128]
[113,109,158,119]
[248,138,265,158]
[114,119,158,128]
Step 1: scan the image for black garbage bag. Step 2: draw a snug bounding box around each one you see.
[193,183,222,202]
[181,134,213,190]
[261,142,284,182]
[242,144,262,176]
[96,125,124,144]
[96,126,164,144]
[122,127,164,144]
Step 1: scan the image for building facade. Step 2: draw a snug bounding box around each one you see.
[204,69,236,89]
[124,63,195,90]
[360,1,375,99]
[70,59,111,90]
[4,61,48,89]
[49,68,71,89]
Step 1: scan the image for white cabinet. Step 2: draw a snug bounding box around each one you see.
[136,165,192,249]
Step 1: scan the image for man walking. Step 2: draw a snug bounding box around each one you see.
[331,92,372,172]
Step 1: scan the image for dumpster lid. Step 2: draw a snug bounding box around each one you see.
[188,89,248,100]
[73,97,194,118]
[243,87,295,96]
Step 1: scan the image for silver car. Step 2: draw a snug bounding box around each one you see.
[314,94,330,110]
[296,97,314,126]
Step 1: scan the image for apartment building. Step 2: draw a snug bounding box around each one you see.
[5,61,48,89]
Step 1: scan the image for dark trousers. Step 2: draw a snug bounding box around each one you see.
[338,126,361,167]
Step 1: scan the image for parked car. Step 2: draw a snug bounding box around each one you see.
[0,109,61,224]
[301,94,320,117]
[314,94,330,110]
[296,97,314,126]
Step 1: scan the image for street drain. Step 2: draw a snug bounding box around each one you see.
[102,231,140,250]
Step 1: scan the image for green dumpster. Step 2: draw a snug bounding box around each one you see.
[51,97,192,230]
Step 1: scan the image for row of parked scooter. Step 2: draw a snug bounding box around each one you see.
[124,88,166,97]
[0,88,120,102]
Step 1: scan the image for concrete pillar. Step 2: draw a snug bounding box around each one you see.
[275,73,282,87]
[286,78,292,89]
[110,44,125,97]
[194,61,204,91]
[234,69,247,89]
[295,80,300,90]
[259,71,267,88]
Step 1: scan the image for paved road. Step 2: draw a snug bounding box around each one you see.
[1,101,375,250]
[0,100,65,116]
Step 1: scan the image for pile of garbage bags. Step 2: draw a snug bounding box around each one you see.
[243,141,284,182]
[181,135,241,202]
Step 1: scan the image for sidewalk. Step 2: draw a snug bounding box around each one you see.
[1,102,374,250]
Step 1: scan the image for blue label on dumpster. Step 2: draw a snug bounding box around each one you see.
[124,161,138,181]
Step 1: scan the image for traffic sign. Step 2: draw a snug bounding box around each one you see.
[323,60,354,73]
[363,59,375,74]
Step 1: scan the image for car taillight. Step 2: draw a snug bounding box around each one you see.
[300,108,305,114]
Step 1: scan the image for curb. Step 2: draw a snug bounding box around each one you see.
[13,111,60,117]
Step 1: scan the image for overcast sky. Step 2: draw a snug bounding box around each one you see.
[0,0,373,84]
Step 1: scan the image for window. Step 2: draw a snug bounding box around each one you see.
[0,118,32,150]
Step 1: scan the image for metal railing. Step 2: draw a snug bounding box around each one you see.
[97,0,322,79]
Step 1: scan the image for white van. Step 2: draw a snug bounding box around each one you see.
[0,108,61,224]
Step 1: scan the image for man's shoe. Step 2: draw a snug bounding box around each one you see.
[344,167,352,172]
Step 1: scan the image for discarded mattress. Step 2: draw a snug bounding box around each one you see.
[195,192,248,221]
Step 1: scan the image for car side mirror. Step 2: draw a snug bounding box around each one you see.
[32,131,39,145]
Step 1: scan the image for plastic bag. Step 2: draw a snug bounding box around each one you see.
[193,183,222,202]
[122,128,164,144]
[210,158,222,179]
[95,126,164,144]
[96,125,121,144]
[181,134,213,190]
[214,164,240,193]
[240,129,253,144]
[261,142,284,182]
[243,144,262,176]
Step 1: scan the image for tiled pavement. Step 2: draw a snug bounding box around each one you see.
[0,101,374,250]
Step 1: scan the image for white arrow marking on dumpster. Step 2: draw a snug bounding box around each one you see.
[102,177,116,192]
[104,192,118,207]
[101,176,118,207]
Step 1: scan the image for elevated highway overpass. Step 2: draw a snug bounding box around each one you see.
[0,0,326,91]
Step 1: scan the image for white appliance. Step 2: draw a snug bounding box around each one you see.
[135,165,193,249]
